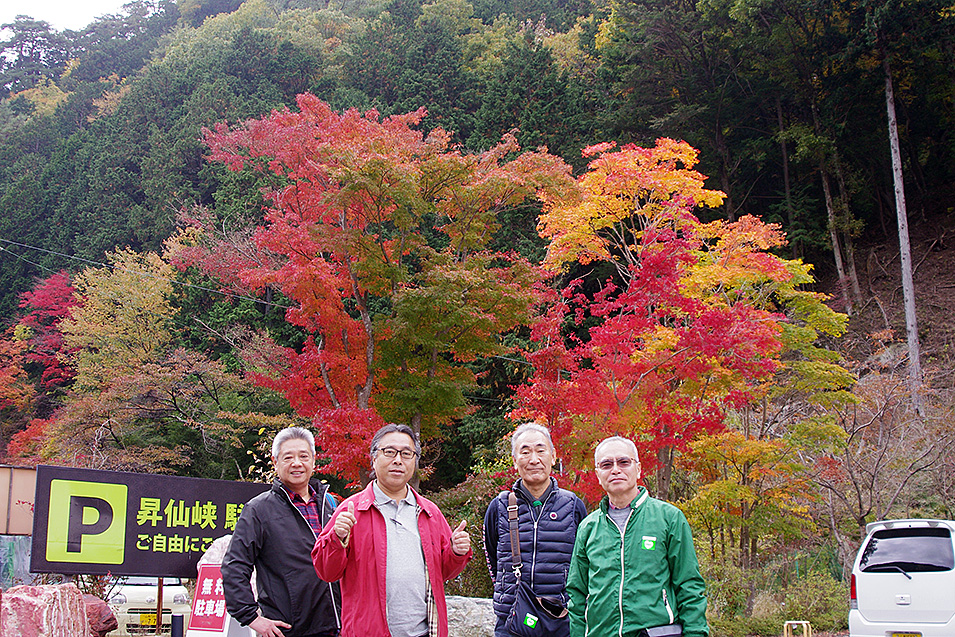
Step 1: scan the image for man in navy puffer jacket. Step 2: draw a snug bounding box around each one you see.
[484,423,588,636]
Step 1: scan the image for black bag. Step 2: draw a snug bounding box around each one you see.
[504,579,569,636]
[502,492,570,636]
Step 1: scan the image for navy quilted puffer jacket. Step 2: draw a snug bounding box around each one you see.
[483,477,588,624]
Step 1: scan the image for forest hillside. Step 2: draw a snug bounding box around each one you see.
[1,0,954,632]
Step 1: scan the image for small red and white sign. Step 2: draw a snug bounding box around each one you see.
[188,564,228,632]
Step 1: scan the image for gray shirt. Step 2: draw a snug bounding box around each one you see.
[372,481,429,637]
[608,503,632,533]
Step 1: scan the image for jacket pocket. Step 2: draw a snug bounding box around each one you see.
[662,587,675,624]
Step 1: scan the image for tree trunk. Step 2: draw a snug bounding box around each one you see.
[739,501,751,568]
[833,151,863,305]
[819,166,853,315]
[884,52,924,415]
[714,126,736,221]
[776,97,798,258]
[656,446,674,501]
[811,104,854,314]
[876,187,889,238]
[347,264,376,410]
[739,456,753,569]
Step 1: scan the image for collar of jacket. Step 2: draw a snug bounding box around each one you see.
[270,477,326,501]
[512,476,557,504]
[599,485,649,513]
[352,481,435,518]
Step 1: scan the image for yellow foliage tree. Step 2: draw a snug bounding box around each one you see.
[680,430,816,568]
[59,249,174,391]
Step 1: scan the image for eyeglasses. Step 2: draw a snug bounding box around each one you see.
[377,447,418,460]
[596,457,637,471]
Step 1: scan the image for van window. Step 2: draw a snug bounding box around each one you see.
[860,527,954,573]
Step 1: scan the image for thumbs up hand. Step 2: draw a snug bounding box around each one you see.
[334,500,356,543]
[451,519,470,556]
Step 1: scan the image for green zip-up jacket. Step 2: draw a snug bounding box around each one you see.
[566,487,708,637]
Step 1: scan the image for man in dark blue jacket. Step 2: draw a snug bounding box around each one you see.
[484,423,588,636]
[223,427,341,637]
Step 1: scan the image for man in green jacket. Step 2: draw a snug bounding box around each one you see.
[567,436,707,637]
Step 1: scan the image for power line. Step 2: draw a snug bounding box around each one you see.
[0,238,294,312]
[0,238,548,371]
[0,242,64,280]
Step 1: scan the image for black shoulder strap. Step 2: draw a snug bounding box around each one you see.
[508,491,522,578]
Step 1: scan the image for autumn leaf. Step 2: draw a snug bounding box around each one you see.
[199,95,579,480]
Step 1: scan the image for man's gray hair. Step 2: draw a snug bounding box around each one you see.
[370,423,421,460]
[594,436,640,464]
[510,422,555,458]
[271,426,315,459]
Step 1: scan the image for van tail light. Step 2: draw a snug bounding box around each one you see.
[850,573,858,609]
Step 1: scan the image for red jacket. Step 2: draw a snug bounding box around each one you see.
[312,483,472,637]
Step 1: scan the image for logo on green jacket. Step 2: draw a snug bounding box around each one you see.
[642,535,657,550]
[524,613,539,628]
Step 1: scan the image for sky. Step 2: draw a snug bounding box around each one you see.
[1,0,130,32]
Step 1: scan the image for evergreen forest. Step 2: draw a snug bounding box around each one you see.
[2,0,954,632]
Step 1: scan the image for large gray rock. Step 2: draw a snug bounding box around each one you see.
[447,595,495,637]
[198,534,258,596]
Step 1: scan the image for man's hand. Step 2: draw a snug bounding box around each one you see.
[451,519,470,555]
[334,500,356,542]
[249,615,291,637]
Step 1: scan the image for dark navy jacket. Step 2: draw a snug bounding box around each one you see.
[483,477,588,624]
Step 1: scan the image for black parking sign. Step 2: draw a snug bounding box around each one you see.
[31,465,270,577]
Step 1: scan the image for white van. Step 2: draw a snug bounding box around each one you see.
[108,576,192,636]
[850,519,955,637]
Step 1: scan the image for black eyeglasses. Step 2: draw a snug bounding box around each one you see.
[596,457,637,471]
[377,447,418,460]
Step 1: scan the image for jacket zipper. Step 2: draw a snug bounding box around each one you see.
[584,593,591,637]
[616,508,630,637]
[604,491,648,637]
[282,486,341,629]
[529,487,556,589]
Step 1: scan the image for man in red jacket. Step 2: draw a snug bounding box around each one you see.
[312,424,472,637]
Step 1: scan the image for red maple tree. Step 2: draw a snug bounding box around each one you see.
[177,95,578,481]
[17,270,78,389]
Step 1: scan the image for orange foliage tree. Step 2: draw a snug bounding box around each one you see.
[513,139,816,501]
[680,430,816,568]
[0,336,35,451]
[20,249,260,476]
[0,338,33,413]
[6,418,52,465]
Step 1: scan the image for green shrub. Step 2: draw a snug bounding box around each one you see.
[701,560,755,618]
[702,557,848,636]
[710,614,783,637]
[425,470,513,597]
[780,571,848,632]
